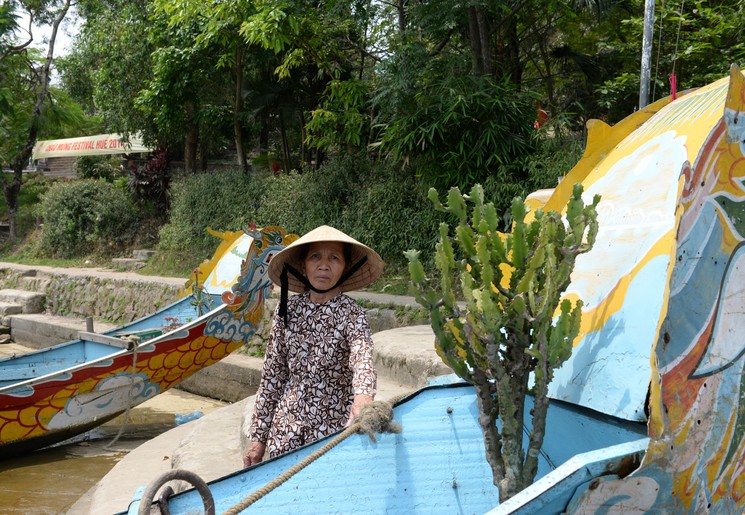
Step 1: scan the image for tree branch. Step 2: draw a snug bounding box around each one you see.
[428,29,453,58]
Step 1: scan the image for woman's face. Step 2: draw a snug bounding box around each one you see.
[303,241,347,292]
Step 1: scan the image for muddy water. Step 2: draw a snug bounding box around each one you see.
[0,390,227,514]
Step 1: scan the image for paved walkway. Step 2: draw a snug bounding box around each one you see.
[0,262,187,287]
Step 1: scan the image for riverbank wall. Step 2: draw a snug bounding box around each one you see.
[0,264,183,325]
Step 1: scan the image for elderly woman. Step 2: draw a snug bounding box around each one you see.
[243,225,384,467]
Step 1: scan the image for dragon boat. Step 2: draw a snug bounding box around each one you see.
[0,225,296,458]
[126,64,745,514]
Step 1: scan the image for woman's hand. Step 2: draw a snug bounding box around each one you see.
[346,394,374,426]
[243,441,266,468]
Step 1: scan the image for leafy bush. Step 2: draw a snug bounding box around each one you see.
[38,180,140,258]
[72,155,124,182]
[481,135,585,224]
[257,154,365,236]
[155,140,581,277]
[157,156,442,273]
[346,160,442,268]
[376,69,539,192]
[157,169,267,268]
[525,135,584,190]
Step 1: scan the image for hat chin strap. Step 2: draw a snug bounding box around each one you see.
[278,256,368,323]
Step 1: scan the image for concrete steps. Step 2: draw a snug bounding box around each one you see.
[0,287,50,345]
[0,288,45,315]
[0,280,118,348]
[112,249,156,271]
[8,314,118,349]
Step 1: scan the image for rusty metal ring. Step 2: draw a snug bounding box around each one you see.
[138,469,215,515]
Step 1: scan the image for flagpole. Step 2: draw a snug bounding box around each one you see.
[639,0,656,109]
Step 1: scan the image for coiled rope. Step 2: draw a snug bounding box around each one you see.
[137,469,215,515]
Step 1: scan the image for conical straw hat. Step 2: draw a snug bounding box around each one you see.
[268,225,384,293]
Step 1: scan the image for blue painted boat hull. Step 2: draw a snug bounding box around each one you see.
[129,382,646,514]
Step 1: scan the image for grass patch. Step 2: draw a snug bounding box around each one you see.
[136,252,194,279]
[367,262,414,296]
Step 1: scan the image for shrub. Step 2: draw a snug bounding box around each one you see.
[154,141,581,278]
[377,71,539,192]
[157,169,268,267]
[345,160,442,268]
[257,154,365,236]
[38,180,140,258]
[128,149,171,219]
[72,155,124,182]
[481,134,585,225]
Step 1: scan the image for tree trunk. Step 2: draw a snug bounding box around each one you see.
[537,37,555,108]
[2,0,70,241]
[2,178,21,241]
[495,370,528,501]
[397,0,406,34]
[467,8,484,74]
[199,138,208,171]
[476,8,493,76]
[496,15,522,84]
[233,45,248,174]
[183,102,199,174]
[522,330,552,487]
[278,113,291,173]
[299,109,309,165]
[259,109,269,160]
[472,371,503,491]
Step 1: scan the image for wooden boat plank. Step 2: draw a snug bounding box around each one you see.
[78,331,132,348]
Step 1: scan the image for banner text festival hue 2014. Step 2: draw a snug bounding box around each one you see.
[31,134,152,160]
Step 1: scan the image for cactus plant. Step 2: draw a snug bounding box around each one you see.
[406,183,599,501]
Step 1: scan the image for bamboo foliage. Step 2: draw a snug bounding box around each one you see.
[406,183,599,501]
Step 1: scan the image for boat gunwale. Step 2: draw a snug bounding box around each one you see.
[0,302,230,395]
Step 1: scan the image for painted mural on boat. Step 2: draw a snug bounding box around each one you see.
[563,65,745,513]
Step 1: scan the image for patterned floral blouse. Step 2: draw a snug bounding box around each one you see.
[248,292,377,458]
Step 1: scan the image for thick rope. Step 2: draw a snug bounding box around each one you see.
[223,396,408,515]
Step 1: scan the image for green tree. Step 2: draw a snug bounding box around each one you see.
[407,184,599,501]
[149,0,258,173]
[597,0,745,121]
[0,0,75,240]
[68,0,154,138]
[239,0,380,166]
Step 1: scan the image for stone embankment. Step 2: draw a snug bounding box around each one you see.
[0,263,184,326]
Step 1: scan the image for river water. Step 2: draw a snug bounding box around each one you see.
[0,388,227,514]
